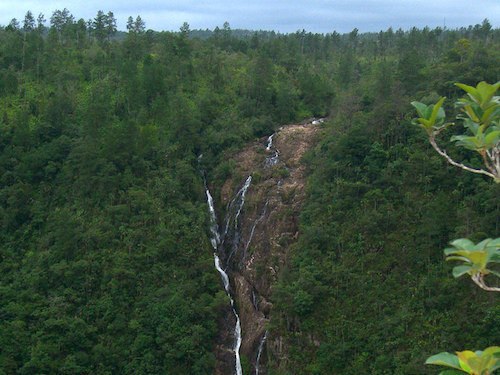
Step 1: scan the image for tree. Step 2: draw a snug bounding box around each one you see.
[411,82,500,182]
[135,16,146,34]
[92,10,106,42]
[50,8,74,43]
[426,348,500,374]
[126,16,134,33]
[36,13,46,33]
[412,81,500,374]
[23,11,35,32]
[7,18,20,31]
[180,22,191,35]
[105,11,117,41]
[126,15,145,34]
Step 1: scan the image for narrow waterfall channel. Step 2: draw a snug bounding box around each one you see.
[201,168,252,375]
[200,121,321,375]
[255,331,268,375]
[240,201,268,268]
[265,133,279,167]
[224,175,252,268]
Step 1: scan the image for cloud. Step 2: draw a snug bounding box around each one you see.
[1,0,499,33]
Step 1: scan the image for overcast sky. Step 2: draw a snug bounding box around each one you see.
[1,0,499,34]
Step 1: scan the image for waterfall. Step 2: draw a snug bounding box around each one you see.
[266,134,274,150]
[265,150,279,167]
[265,133,279,167]
[224,175,252,267]
[223,175,252,242]
[241,201,268,267]
[311,118,325,125]
[202,169,250,375]
[234,176,252,230]
[255,331,268,375]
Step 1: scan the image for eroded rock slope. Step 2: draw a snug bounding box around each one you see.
[215,119,322,374]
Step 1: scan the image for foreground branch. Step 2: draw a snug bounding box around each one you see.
[471,272,500,292]
[429,136,497,180]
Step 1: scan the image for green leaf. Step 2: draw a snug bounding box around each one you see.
[474,239,492,251]
[457,351,475,373]
[480,105,499,124]
[452,265,472,278]
[456,83,479,100]
[483,130,500,147]
[449,239,475,251]
[438,370,465,375]
[467,251,488,266]
[485,347,500,372]
[411,101,428,118]
[446,256,472,263]
[477,81,500,105]
[430,97,446,125]
[491,361,500,373]
[426,352,462,370]
[488,238,500,248]
[446,250,475,259]
[482,347,500,357]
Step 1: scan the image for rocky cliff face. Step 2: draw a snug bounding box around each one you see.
[215,119,322,374]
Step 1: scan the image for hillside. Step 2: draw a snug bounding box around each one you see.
[1,10,500,375]
[206,119,322,373]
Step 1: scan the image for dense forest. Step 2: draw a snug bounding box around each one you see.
[0,8,499,375]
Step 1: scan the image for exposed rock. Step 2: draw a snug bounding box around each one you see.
[216,119,322,374]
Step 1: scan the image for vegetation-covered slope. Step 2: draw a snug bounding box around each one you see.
[1,9,499,375]
[0,11,332,374]
[270,33,500,375]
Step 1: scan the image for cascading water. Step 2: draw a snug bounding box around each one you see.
[224,175,252,267]
[233,176,252,230]
[312,118,325,125]
[255,330,268,375]
[201,168,252,375]
[200,121,321,375]
[265,133,279,167]
[223,176,252,243]
[240,201,268,267]
[266,134,274,150]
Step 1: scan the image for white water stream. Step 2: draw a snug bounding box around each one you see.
[255,330,268,375]
[241,201,268,267]
[265,133,279,167]
[224,175,252,267]
[266,134,274,150]
[204,175,248,375]
[200,121,324,375]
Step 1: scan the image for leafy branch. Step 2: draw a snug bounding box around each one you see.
[411,81,500,182]
[412,82,500,375]
[426,347,500,375]
[412,82,500,291]
[445,238,500,292]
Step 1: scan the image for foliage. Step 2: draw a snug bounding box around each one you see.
[445,238,500,279]
[270,25,500,375]
[412,80,500,373]
[411,97,452,135]
[412,81,500,294]
[1,10,500,374]
[412,81,500,182]
[452,82,500,154]
[426,347,500,374]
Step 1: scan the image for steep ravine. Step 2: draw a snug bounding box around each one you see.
[211,119,323,374]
